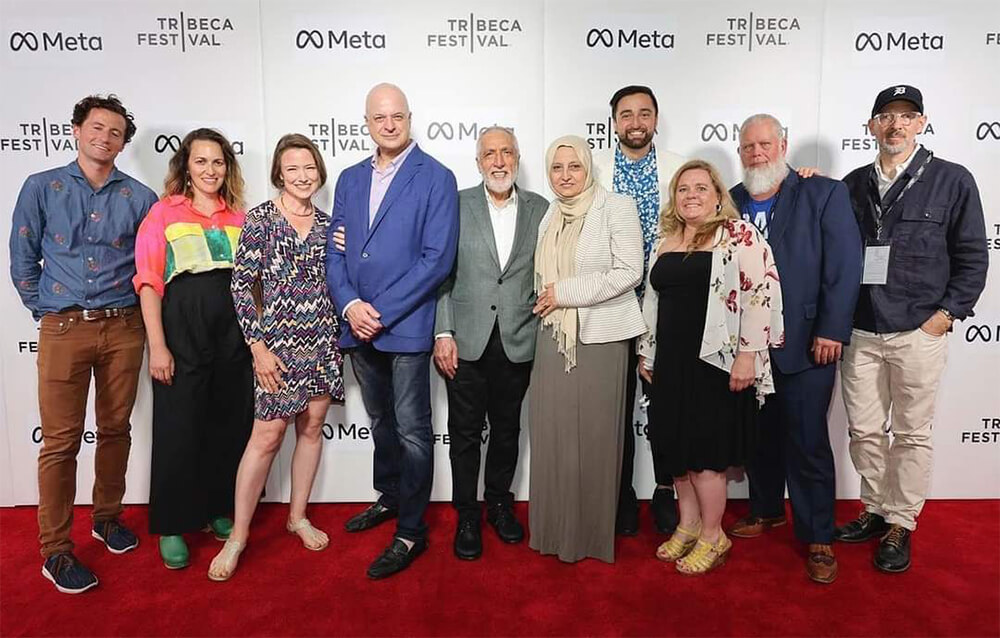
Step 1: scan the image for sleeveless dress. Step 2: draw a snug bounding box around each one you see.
[231,201,344,420]
[646,251,758,476]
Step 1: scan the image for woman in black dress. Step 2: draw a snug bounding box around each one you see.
[638,160,783,574]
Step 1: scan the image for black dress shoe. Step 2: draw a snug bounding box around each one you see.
[650,487,679,534]
[344,502,397,533]
[835,511,888,543]
[615,503,639,536]
[453,519,482,560]
[366,538,427,579]
[874,525,911,573]
[486,503,524,544]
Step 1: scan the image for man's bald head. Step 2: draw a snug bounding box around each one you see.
[365,83,412,158]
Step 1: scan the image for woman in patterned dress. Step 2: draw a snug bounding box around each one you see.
[638,159,783,574]
[209,134,344,581]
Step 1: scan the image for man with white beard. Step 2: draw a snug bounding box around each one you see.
[433,127,548,560]
[727,114,862,584]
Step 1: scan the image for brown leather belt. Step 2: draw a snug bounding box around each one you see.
[59,306,139,321]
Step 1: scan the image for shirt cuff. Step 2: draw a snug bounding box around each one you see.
[435,332,454,339]
[342,298,362,319]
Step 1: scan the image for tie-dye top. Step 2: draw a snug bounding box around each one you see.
[132,195,244,296]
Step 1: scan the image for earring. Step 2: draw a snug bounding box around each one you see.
[715,203,722,212]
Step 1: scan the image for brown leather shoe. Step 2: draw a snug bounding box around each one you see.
[806,544,838,584]
[728,515,786,538]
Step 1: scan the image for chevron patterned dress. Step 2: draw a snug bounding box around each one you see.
[231,200,344,420]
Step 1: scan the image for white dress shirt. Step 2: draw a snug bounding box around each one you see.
[875,144,920,198]
[486,185,518,269]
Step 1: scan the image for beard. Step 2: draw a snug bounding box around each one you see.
[482,168,516,196]
[878,137,909,155]
[743,160,790,196]
[617,127,654,150]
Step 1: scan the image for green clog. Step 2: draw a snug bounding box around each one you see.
[206,517,234,541]
[158,535,189,570]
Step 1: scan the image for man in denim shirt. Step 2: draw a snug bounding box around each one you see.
[837,85,988,573]
[9,95,157,593]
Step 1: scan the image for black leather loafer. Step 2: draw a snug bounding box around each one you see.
[344,502,398,533]
[366,538,427,579]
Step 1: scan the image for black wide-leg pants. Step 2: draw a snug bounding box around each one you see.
[149,270,254,535]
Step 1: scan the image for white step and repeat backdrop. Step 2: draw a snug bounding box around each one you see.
[0,0,996,506]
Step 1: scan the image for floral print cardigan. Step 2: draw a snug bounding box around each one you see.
[638,219,785,405]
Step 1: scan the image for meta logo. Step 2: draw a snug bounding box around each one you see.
[8,31,103,52]
[295,29,386,50]
[136,13,235,51]
[960,417,999,444]
[427,14,523,51]
[425,121,502,142]
[321,422,451,445]
[705,13,801,51]
[153,134,244,155]
[584,117,614,150]
[854,31,943,52]
[841,121,934,151]
[586,28,675,49]
[307,118,372,158]
[976,122,1000,141]
[0,118,77,155]
[964,324,999,344]
[701,123,740,142]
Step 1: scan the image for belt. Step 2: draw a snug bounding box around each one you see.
[60,306,139,321]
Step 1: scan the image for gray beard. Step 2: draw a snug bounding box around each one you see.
[879,139,908,155]
[743,161,790,196]
[483,171,516,196]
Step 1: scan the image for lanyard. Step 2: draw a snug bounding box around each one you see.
[869,151,933,241]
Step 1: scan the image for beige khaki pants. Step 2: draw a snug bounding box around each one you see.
[840,328,949,531]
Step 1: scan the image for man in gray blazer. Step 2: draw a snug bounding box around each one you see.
[434,127,548,560]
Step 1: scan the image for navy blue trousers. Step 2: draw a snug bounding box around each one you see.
[745,364,837,544]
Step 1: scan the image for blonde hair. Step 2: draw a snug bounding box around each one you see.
[659,159,739,253]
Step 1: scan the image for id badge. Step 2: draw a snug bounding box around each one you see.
[862,241,891,285]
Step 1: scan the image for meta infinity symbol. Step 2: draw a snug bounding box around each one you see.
[154,134,182,153]
[701,123,729,142]
[965,324,994,343]
[427,122,454,141]
[295,30,324,49]
[586,29,614,48]
[975,122,1000,140]
[9,32,40,51]
[855,32,883,51]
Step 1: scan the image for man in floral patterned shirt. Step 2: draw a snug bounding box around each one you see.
[593,85,687,536]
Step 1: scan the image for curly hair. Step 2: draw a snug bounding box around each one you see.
[71,94,137,144]
[162,128,245,211]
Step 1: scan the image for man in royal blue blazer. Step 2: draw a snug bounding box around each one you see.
[727,114,862,584]
[326,83,459,579]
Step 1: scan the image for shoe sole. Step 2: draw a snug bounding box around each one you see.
[164,561,190,570]
[807,567,839,584]
[834,530,888,544]
[677,551,729,576]
[454,551,482,561]
[41,566,98,594]
[91,530,138,554]
[873,558,911,573]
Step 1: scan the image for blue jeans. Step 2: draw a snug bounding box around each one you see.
[349,346,433,542]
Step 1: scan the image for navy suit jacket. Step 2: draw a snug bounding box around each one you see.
[326,143,459,353]
[731,170,862,375]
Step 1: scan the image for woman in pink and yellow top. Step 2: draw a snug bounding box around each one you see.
[133,128,254,570]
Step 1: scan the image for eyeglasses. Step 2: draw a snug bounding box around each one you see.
[873,111,921,126]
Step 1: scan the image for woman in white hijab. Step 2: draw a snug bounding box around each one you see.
[528,136,647,563]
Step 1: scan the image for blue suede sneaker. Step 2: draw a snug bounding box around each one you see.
[42,553,98,594]
[92,518,139,554]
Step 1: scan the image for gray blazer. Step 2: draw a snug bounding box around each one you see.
[435,184,549,363]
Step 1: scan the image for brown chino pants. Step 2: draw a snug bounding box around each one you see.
[36,308,145,557]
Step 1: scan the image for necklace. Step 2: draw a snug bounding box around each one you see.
[279,193,314,218]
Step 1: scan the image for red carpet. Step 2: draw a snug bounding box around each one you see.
[1,500,997,637]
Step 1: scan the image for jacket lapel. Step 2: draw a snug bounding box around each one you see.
[364,144,424,247]
[502,186,533,275]
[767,169,800,248]
[470,184,501,270]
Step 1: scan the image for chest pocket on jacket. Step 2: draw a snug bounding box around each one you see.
[896,204,946,258]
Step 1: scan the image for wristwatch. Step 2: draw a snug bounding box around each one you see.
[938,307,956,321]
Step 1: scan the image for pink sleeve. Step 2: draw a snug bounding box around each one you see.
[132,202,168,297]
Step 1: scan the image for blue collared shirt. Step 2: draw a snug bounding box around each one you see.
[613,144,660,298]
[9,160,158,319]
